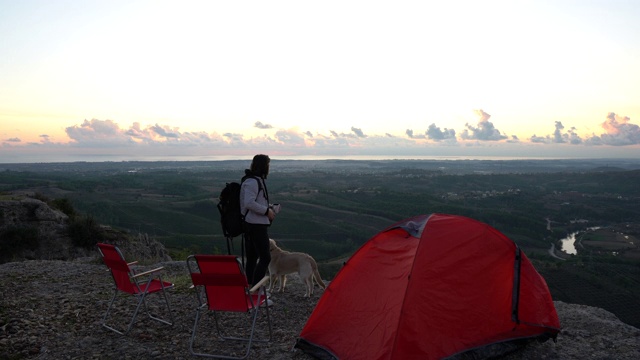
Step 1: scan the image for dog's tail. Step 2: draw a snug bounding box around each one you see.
[311,258,327,289]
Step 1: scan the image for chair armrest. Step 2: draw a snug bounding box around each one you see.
[249,276,270,293]
[132,267,165,278]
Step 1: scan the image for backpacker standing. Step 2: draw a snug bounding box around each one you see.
[240,154,276,287]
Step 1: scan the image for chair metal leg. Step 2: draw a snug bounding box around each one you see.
[190,306,253,359]
[124,292,148,334]
[190,306,269,359]
[213,310,224,340]
[189,307,204,356]
[102,289,128,335]
[158,284,174,325]
[263,299,273,341]
[101,290,144,335]
[141,288,174,326]
[102,288,173,335]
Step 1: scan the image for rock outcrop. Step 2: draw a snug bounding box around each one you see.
[0,193,170,264]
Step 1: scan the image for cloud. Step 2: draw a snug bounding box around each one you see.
[405,129,426,139]
[566,127,582,145]
[150,124,179,138]
[66,119,131,145]
[181,131,217,144]
[254,121,273,129]
[39,134,51,144]
[507,135,520,143]
[124,122,145,139]
[460,109,508,141]
[529,134,548,144]
[312,132,351,148]
[275,130,306,146]
[300,128,407,149]
[531,121,582,144]
[128,122,201,143]
[14,113,638,163]
[552,121,565,143]
[549,121,582,144]
[245,135,278,147]
[531,114,640,146]
[475,109,491,122]
[223,133,244,142]
[329,130,357,138]
[351,127,366,138]
[585,112,640,146]
[65,119,240,148]
[426,123,456,142]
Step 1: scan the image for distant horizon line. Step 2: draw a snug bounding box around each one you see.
[3,154,640,165]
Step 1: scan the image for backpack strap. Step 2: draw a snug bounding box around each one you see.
[240,175,267,215]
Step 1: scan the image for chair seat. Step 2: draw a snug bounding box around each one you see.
[135,280,174,295]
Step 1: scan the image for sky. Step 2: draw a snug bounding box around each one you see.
[1,0,640,163]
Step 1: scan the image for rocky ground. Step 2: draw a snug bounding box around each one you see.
[1,258,639,360]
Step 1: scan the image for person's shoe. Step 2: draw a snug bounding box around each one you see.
[266,299,274,307]
[259,288,271,298]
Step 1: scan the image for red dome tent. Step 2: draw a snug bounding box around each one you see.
[296,214,560,360]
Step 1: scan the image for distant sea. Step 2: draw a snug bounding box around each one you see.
[2,154,577,164]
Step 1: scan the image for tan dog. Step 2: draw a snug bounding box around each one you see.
[268,239,326,297]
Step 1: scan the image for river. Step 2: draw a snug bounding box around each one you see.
[560,227,602,255]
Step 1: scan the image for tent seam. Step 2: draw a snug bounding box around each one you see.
[388,213,433,360]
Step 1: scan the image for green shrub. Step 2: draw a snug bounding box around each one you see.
[67,215,103,248]
[50,198,76,218]
[33,192,50,203]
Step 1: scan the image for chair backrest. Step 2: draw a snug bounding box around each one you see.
[97,243,136,294]
[189,255,253,312]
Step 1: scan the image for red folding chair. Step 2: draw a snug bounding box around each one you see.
[97,243,174,335]
[187,254,272,359]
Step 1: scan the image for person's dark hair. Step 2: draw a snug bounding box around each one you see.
[250,154,270,178]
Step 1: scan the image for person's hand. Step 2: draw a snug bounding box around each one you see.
[267,208,276,221]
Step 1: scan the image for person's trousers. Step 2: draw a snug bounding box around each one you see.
[244,223,271,286]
